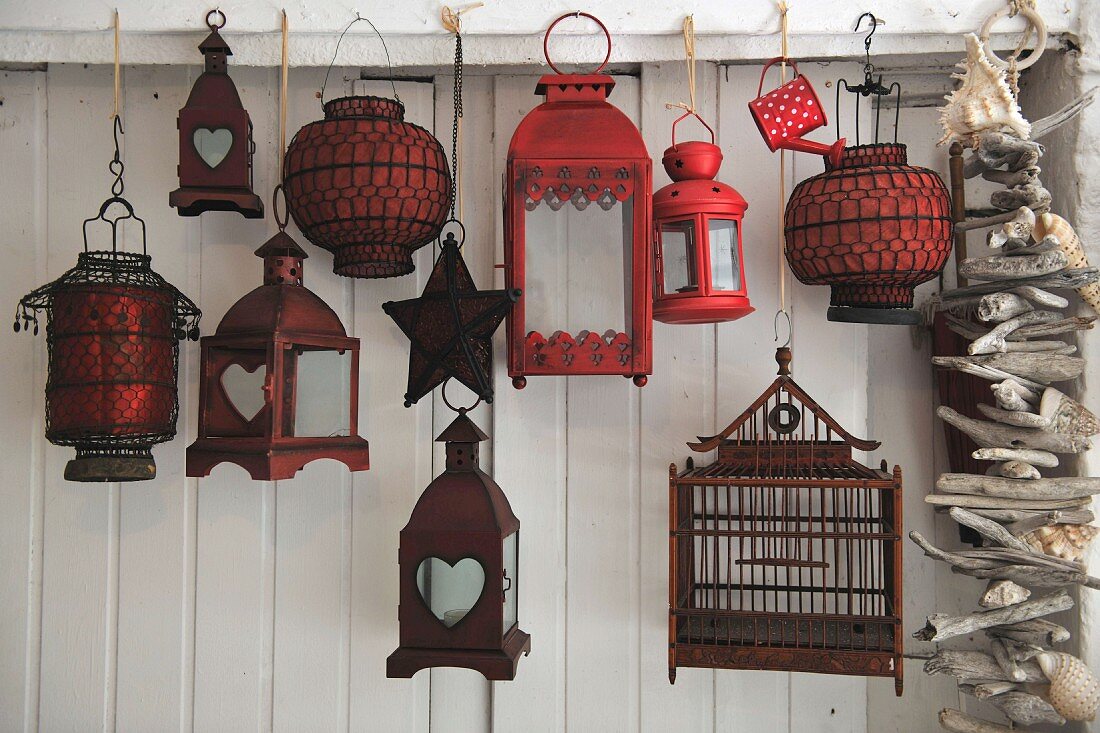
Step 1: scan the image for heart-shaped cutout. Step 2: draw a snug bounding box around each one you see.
[220,362,267,422]
[193,127,234,168]
[416,556,485,627]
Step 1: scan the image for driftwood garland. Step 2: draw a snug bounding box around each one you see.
[937,407,1092,453]
[936,473,1100,500]
[938,708,1014,733]
[913,590,1073,642]
[958,250,1068,281]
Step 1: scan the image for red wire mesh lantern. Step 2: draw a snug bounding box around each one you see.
[282,20,451,278]
[169,10,264,219]
[783,29,952,325]
[186,191,369,480]
[653,112,753,324]
[504,13,652,388]
[388,410,530,680]
[16,125,201,482]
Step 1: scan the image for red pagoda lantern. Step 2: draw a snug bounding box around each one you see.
[169,11,264,219]
[653,112,753,324]
[783,18,952,325]
[388,410,529,680]
[16,120,201,482]
[504,13,652,388]
[186,191,369,480]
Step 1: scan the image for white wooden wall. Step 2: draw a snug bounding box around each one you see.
[0,59,967,732]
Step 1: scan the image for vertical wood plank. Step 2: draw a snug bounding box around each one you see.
[489,74,568,733]
[36,62,117,733]
[113,62,198,733]
[347,77,434,733]
[637,60,716,732]
[562,74,643,733]
[0,68,47,733]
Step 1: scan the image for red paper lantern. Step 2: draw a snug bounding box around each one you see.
[504,13,652,387]
[169,11,264,219]
[387,411,530,680]
[653,113,753,324]
[282,95,451,279]
[187,199,369,480]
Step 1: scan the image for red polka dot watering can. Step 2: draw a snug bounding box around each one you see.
[747,57,844,168]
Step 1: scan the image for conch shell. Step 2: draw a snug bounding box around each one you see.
[1036,651,1100,721]
[1022,523,1099,562]
[1033,212,1100,313]
[1040,386,1100,436]
[939,34,1031,147]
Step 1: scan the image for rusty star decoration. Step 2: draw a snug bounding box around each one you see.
[383,230,521,407]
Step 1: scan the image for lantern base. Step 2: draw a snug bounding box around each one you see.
[387,628,531,681]
[169,187,265,219]
[186,436,370,481]
[654,295,754,325]
[333,245,417,279]
[827,306,922,326]
[64,454,156,482]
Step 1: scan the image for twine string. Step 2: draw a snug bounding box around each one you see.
[776,1,791,336]
[280,10,288,157]
[665,15,697,115]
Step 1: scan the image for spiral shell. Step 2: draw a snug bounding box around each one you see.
[1040,386,1100,436]
[1023,524,1099,563]
[1033,212,1100,313]
[1037,651,1100,721]
[939,34,1031,147]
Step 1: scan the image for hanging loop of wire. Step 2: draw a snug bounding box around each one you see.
[320,13,400,107]
[441,377,482,415]
[110,114,126,197]
[774,310,792,348]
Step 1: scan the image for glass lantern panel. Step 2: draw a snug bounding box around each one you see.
[523,182,633,337]
[659,220,697,295]
[709,219,742,292]
[292,349,351,438]
[192,127,234,169]
[416,557,486,628]
[503,531,518,635]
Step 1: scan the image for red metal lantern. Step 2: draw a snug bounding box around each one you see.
[504,13,652,388]
[16,125,201,482]
[186,195,369,480]
[169,11,263,219]
[653,113,753,324]
[388,411,530,680]
[283,88,451,277]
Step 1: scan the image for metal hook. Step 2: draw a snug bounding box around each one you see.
[773,310,792,348]
[854,12,879,51]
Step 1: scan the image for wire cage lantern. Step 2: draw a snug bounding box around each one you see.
[15,119,201,482]
[668,348,904,694]
[783,14,952,325]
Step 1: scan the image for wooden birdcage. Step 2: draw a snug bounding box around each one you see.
[668,348,904,695]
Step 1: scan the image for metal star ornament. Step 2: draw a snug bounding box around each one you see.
[383,230,521,407]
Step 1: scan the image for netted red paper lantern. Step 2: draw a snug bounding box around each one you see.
[16,145,201,482]
[283,93,451,278]
[783,63,952,325]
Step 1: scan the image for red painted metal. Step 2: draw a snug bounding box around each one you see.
[282,96,451,279]
[186,219,369,481]
[169,11,264,218]
[784,143,953,317]
[388,412,530,681]
[504,14,652,387]
[653,112,753,324]
[748,58,845,168]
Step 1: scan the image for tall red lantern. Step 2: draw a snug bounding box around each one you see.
[653,113,753,324]
[504,13,652,388]
[186,192,369,480]
[16,119,201,482]
[169,11,264,219]
[388,410,529,680]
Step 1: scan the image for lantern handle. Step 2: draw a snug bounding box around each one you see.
[205,8,226,31]
[272,184,290,232]
[542,12,612,75]
[437,218,466,250]
[321,13,400,107]
[756,57,801,97]
[82,196,147,257]
[670,110,715,148]
[441,378,482,414]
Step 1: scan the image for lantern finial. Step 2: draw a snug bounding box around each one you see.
[776,346,792,376]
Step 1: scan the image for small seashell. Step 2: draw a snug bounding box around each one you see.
[1036,651,1100,721]
[939,34,1031,147]
[1040,387,1100,436]
[1022,524,1099,563]
[1033,212,1100,313]
[989,206,1036,248]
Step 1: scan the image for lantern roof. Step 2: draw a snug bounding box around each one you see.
[653,177,747,212]
[254,231,308,260]
[508,74,649,160]
[435,411,489,444]
[198,29,232,56]
[184,67,243,107]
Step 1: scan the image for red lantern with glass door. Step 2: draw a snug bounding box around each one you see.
[653,112,752,324]
[504,13,652,388]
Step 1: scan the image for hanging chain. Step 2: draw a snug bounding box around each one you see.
[449,31,462,220]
